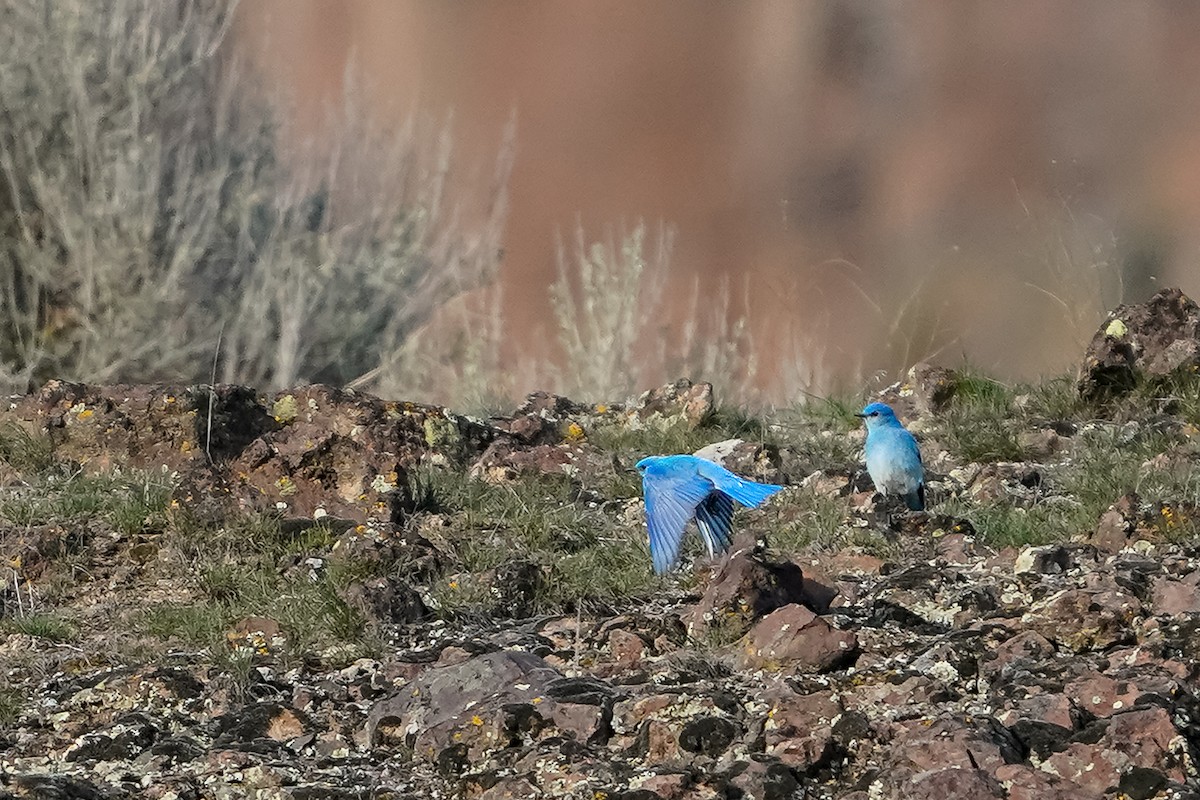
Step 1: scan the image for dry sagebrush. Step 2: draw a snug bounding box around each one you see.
[0,0,510,395]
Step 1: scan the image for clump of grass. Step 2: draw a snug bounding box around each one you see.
[140,513,370,657]
[209,648,261,706]
[416,467,663,616]
[0,684,23,728]
[546,535,660,610]
[0,423,54,474]
[1022,376,1084,424]
[140,603,228,647]
[769,489,851,554]
[939,407,1027,463]
[1,612,77,641]
[1058,422,1181,508]
[768,396,863,472]
[419,470,609,569]
[1122,371,1200,428]
[962,502,1081,549]
[929,369,1029,463]
[0,470,173,534]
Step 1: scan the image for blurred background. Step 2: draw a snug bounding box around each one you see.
[3,1,1199,408]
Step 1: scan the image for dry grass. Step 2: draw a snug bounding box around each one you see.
[548,220,764,403]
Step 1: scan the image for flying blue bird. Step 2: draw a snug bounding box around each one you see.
[857,402,925,511]
[636,455,784,575]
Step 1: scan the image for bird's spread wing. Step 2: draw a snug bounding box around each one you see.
[694,491,735,557]
[643,471,714,575]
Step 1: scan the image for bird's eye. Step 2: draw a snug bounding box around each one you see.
[870,411,880,417]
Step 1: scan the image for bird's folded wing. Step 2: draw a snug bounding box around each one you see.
[644,472,713,575]
[694,492,735,557]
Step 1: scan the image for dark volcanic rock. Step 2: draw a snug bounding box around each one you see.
[1078,286,1200,401]
[65,713,160,764]
[724,755,801,800]
[678,715,739,757]
[339,575,429,624]
[489,558,544,619]
[211,702,311,746]
[0,774,115,799]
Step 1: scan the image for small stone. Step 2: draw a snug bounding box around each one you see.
[1090,493,1141,554]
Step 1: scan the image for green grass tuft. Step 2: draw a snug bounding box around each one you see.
[0,684,23,729]
[0,470,173,534]
[768,489,852,555]
[1,613,77,641]
[140,603,228,646]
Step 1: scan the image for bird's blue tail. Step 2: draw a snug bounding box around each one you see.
[905,485,926,511]
[713,475,784,509]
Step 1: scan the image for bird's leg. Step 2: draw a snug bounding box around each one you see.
[882,495,909,532]
[863,492,897,533]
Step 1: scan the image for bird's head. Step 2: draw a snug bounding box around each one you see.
[635,457,655,474]
[856,402,900,430]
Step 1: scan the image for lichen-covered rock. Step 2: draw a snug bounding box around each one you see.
[1022,587,1142,652]
[364,652,612,764]
[1078,286,1200,401]
[630,379,714,430]
[874,362,961,420]
[0,381,498,525]
[1042,706,1187,794]
[757,684,842,771]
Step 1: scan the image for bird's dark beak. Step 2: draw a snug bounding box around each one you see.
[854,413,867,418]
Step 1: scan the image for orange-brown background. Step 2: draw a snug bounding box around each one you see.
[238,1,1200,397]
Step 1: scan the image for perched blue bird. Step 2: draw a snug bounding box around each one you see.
[636,455,784,575]
[857,402,925,511]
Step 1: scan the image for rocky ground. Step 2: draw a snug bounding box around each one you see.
[4,288,1200,798]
